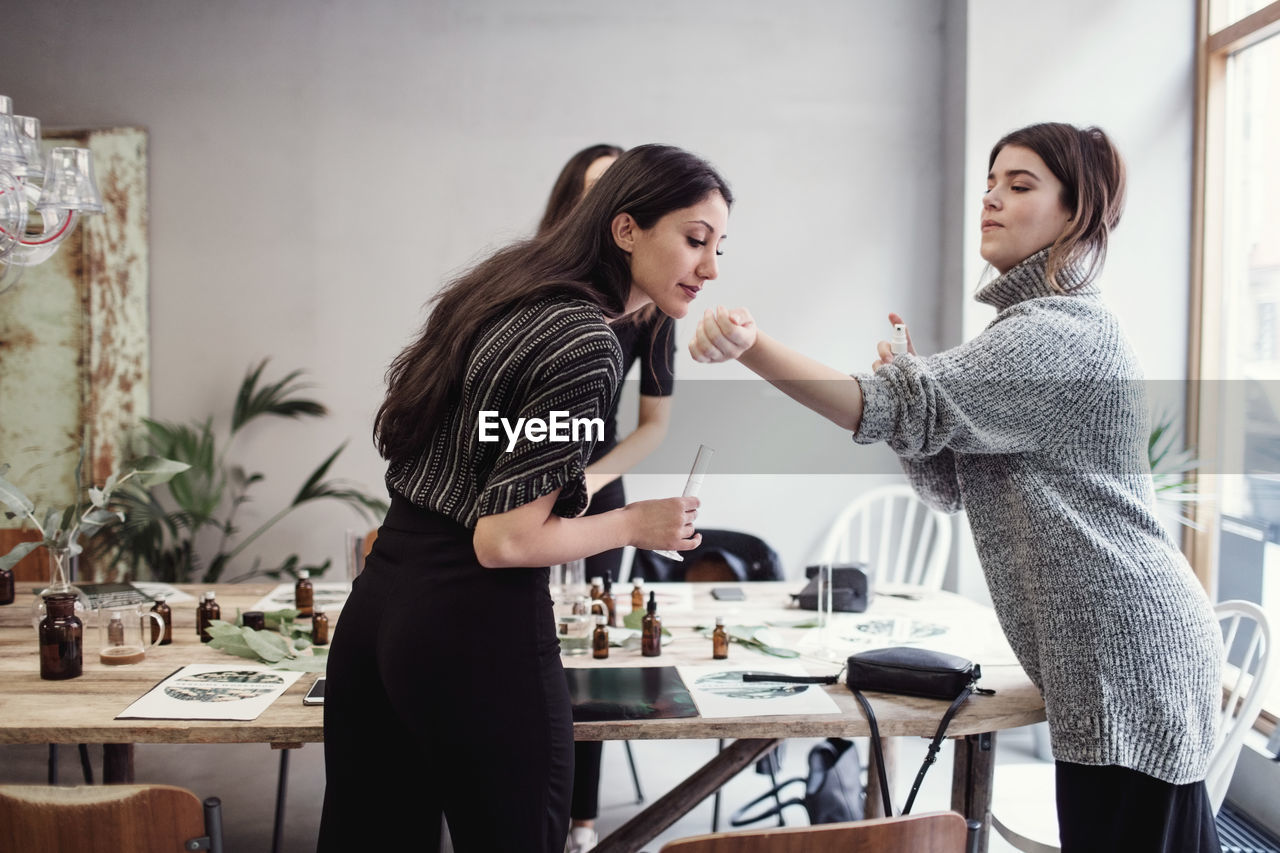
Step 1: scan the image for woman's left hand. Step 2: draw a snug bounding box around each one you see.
[690,305,756,363]
[872,312,915,370]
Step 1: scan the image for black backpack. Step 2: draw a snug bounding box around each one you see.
[728,738,864,827]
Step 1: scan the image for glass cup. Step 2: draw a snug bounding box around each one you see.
[555,594,594,656]
[552,558,587,600]
[97,602,165,666]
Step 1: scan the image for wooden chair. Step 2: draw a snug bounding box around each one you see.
[0,784,224,853]
[813,485,952,590]
[658,810,971,852]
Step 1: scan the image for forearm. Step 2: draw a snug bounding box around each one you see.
[739,331,865,432]
[475,503,634,568]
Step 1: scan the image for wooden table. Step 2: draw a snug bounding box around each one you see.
[0,581,1045,852]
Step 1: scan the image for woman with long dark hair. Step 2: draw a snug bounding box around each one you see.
[692,123,1221,852]
[319,144,732,852]
[536,143,679,853]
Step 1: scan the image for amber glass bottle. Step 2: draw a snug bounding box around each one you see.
[312,609,330,646]
[712,617,729,660]
[592,615,609,659]
[0,565,14,606]
[631,578,645,612]
[295,570,314,618]
[39,592,83,680]
[589,577,603,601]
[600,576,617,627]
[641,591,661,657]
[199,591,220,643]
[151,596,172,645]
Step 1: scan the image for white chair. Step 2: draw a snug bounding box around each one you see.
[814,485,952,590]
[990,598,1277,852]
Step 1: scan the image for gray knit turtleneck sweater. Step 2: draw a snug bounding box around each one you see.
[854,249,1221,784]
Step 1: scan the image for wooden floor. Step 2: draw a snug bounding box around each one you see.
[0,727,1043,851]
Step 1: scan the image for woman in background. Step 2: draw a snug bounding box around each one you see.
[691,122,1221,852]
[319,144,731,852]
[538,143,679,853]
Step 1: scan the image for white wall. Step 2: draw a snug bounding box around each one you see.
[3,0,951,578]
[951,0,1197,601]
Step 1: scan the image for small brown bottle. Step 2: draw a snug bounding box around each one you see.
[712,617,729,660]
[641,591,661,657]
[242,611,266,631]
[0,565,14,606]
[601,576,617,627]
[311,609,329,646]
[295,570,314,618]
[631,577,645,613]
[39,592,83,680]
[106,611,125,647]
[151,596,172,645]
[592,615,609,659]
[589,576,603,601]
[199,591,220,643]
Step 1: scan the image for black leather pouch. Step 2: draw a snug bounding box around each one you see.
[844,647,980,700]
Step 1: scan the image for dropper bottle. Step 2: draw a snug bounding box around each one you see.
[641,591,661,657]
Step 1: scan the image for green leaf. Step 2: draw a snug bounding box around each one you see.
[243,629,290,663]
[0,540,42,571]
[290,443,345,506]
[0,471,35,516]
[131,456,192,488]
[232,360,327,434]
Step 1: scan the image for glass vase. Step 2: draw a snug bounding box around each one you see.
[30,545,91,632]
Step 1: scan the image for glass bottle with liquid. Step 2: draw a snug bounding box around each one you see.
[295,570,314,618]
[311,609,329,646]
[151,596,172,645]
[601,576,617,627]
[592,615,609,659]
[589,576,603,601]
[712,616,729,660]
[631,578,645,613]
[198,591,220,643]
[641,591,661,657]
[0,565,14,606]
[39,592,83,680]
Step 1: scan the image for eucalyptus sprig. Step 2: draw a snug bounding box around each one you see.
[205,609,327,672]
[0,454,190,571]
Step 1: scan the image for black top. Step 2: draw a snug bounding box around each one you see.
[590,310,676,462]
[385,297,623,527]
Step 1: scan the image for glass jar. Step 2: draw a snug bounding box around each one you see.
[30,545,90,631]
[0,565,14,606]
[39,592,83,680]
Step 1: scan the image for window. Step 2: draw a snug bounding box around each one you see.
[1193,0,1280,731]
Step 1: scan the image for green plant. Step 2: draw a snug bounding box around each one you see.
[205,609,328,672]
[0,452,189,570]
[1148,406,1205,529]
[99,360,388,584]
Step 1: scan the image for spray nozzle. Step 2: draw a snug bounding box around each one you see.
[890,323,908,356]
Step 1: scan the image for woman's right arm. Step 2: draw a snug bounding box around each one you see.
[691,306,867,432]
[473,490,701,569]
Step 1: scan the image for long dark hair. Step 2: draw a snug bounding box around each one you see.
[989,122,1127,291]
[374,143,732,462]
[537,143,624,236]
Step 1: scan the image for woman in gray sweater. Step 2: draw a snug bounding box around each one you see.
[690,122,1222,852]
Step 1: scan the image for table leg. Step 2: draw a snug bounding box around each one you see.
[594,738,780,853]
[950,731,995,853]
[103,744,135,783]
[864,736,897,818]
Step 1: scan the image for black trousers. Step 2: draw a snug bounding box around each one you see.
[572,477,626,821]
[1056,761,1221,853]
[318,497,573,852]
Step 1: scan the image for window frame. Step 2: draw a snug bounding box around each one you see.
[1191,0,1280,735]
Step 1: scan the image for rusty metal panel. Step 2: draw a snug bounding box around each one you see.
[0,127,149,581]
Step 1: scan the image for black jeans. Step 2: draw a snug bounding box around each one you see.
[318,497,573,852]
[1056,761,1221,853]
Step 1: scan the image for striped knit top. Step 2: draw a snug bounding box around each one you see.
[853,249,1222,784]
[385,297,623,528]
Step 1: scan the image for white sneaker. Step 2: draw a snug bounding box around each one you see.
[564,825,598,853]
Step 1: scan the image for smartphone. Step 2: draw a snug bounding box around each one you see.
[303,676,326,706]
[711,587,745,601]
